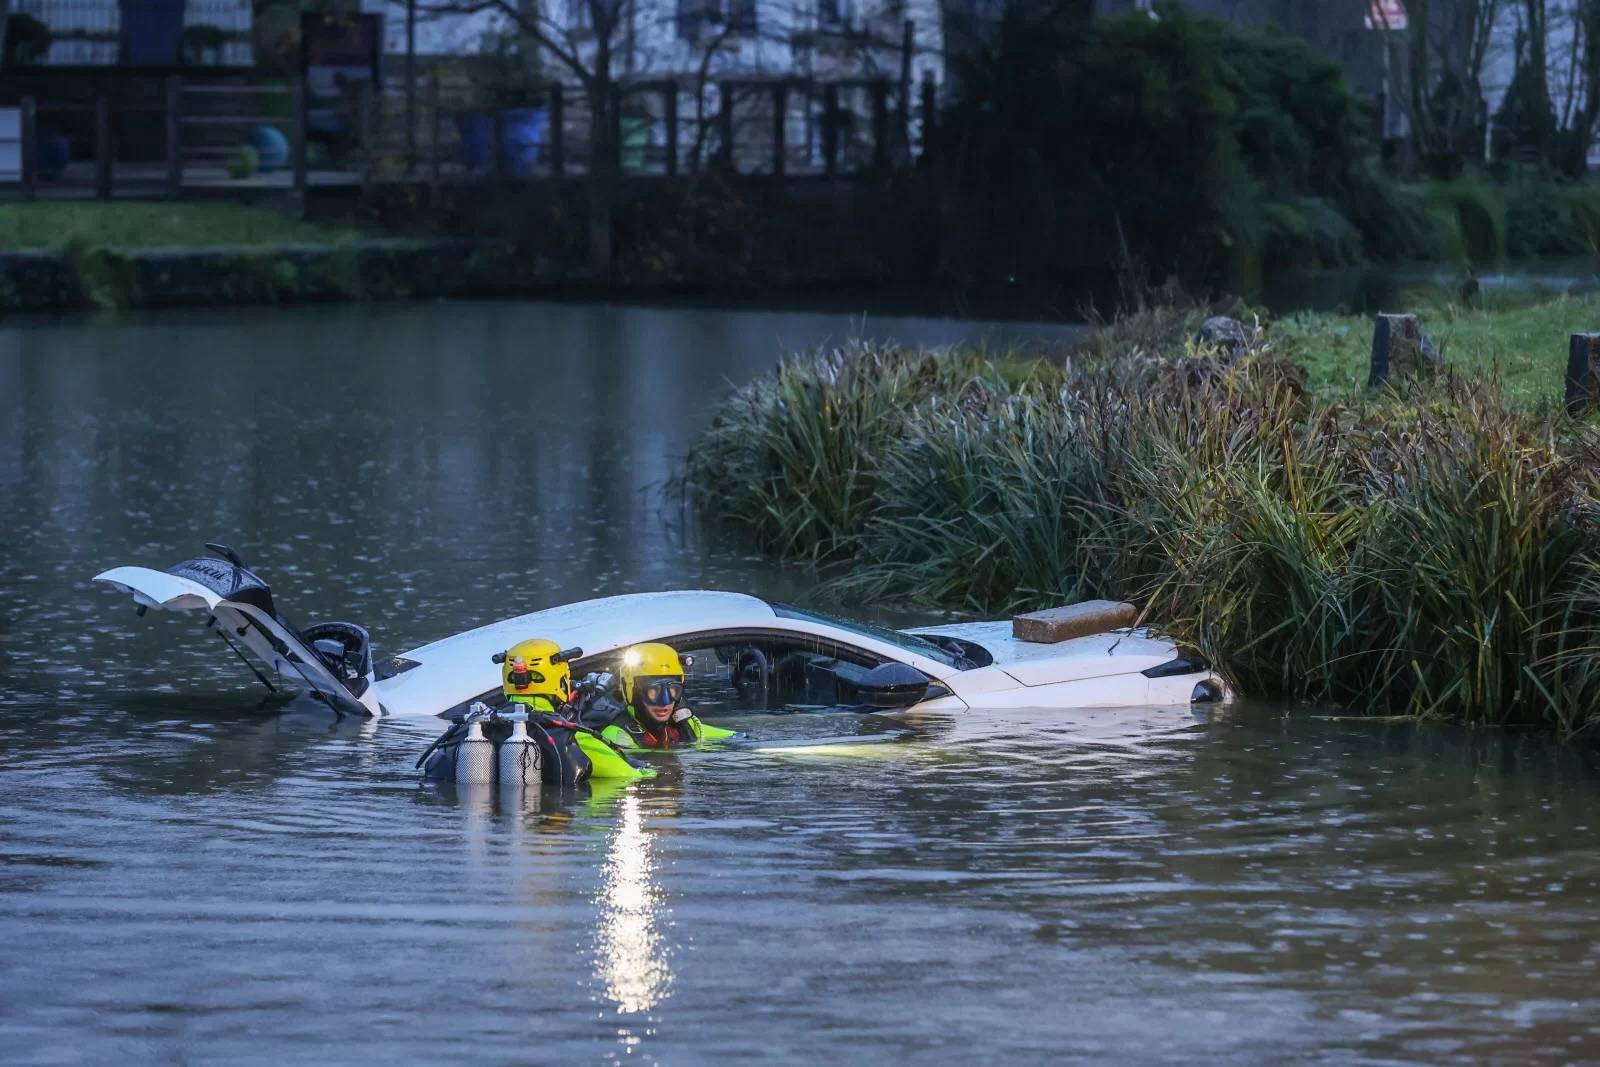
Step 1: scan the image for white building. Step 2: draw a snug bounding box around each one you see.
[385,0,943,169]
[389,0,943,88]
[5,0,252,66]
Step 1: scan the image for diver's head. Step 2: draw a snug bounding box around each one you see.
[636,676,684,725]
[494,639,580,707]
[620,643,685,726]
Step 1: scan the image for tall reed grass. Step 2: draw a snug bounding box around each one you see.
[683,333,1600,735]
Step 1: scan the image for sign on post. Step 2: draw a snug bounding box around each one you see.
[301,13,384,157]
[1365,0,1408,30]
[0,108,20,183]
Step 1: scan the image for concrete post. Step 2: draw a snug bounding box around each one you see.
[95,95,112,199]
[1368,313,1440,386]
[1565,332,1600,416]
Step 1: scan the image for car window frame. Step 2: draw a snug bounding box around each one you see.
[569,626,901,678]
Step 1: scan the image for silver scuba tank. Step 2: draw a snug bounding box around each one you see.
[455,718,496,786]
[496,716,542,787]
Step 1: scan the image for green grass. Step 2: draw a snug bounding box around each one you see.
[1275,291,1600,404]
[0,203,363,251]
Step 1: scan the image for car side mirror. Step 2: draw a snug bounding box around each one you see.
[858,662,930,709]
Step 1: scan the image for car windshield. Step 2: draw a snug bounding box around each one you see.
[769,603,973,669]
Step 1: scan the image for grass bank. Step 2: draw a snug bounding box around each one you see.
[0,203,362,250]
[683,298,1600,735]
[1278,291,1600,404]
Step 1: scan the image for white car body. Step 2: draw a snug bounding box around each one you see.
[95,556,1229,719]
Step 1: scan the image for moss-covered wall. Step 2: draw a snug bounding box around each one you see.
[0,240,564,312]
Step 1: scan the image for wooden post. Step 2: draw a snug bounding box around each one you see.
[19,96,37,200]
[897,19,913,162]
[428,68,441,192]
[1368,312,1440,386]
[549,82,565,176]
[771,83,787,176]
[920,73,936,163]
[359,80,377,179]
[719,81,735,168]
[610,85,623,174]
[405,0,417,173]
[822,84,839,176]
[94,95,112,199]
[871,79,889,171]
[663,83,678,177]
[291,75,308,200]
[1565,332,1600,416]
[490,108,505,179]
[165,76,182,197]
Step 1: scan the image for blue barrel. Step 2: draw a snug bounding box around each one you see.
[250,125,290,171]
[500,108,548,176]
[456,110,547,174]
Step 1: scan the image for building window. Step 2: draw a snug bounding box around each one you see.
[676,0,726,39]
[819,0,854,29]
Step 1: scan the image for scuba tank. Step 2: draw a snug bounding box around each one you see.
[496,714,542,787]
[454,717,496,786]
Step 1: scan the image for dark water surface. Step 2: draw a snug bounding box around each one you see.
[4,301,1600,1064]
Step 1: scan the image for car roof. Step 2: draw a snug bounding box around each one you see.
[374,591,780,718]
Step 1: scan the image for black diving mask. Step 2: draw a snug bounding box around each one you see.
[641,679,683,707]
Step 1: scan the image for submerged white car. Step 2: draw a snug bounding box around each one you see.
[95,546,1229,719]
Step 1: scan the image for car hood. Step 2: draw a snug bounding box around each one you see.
[912,620,1179,686]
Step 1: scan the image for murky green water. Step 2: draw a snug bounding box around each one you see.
[4,301,1600,1063]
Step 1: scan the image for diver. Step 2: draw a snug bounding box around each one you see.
[418,638,649,784]
[577,642,735,750]
[494,638,649,781]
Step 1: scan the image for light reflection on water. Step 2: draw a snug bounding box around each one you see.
[596,792,671,1017]
[4,301,1600,1062]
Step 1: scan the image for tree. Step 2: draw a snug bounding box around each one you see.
[1398,0,1505,172]
[1558,0,1600,173]
[418,0,634,266]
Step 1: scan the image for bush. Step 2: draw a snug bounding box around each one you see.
[226,144,260,180]
[684,332,1600,734]
[1426,180,1506,264]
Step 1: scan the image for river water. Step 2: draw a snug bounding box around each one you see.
[3,301,1600,1064]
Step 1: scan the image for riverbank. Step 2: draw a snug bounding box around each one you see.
[0,239,577,310]
[682,295,1600,735]
[0,204,585,310]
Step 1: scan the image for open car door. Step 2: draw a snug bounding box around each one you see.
[94,546,381,717]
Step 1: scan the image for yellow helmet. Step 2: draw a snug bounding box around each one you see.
[619,642,684,706]
[494,638,580,707]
